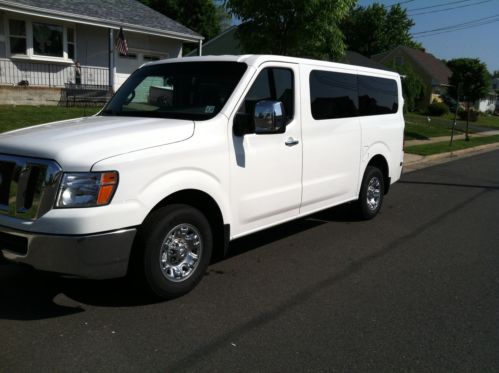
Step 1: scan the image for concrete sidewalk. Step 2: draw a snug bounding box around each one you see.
[403,129,499,173]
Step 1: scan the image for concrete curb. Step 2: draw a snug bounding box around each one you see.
[403,142,499,173]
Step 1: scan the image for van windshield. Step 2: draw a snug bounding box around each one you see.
[101,61,247,121]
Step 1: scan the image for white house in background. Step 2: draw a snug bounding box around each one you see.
[476,77,499,113]
[0,0,202,94]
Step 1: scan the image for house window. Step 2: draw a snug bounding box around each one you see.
[143,55,160,62]
[119,53,137,59]
[9,19,26,55]
[8,19,75,61]
[33,22,63,57]
[67,28,75,60]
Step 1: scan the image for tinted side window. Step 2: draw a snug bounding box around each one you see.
[309,70,358,120]
[238,67,294,123]
[358,76,398,116]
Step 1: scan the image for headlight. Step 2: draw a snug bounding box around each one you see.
[56,171,118,208]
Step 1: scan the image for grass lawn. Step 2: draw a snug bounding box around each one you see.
[404,135,499,156]
[443,113,499,130]
[0,105,101,133]
[405,112,499,131]
[404,112,461,140]
[404,121,452,140]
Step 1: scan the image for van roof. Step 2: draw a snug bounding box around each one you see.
[145,54,400,79]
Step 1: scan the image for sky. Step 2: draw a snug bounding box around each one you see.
[358,0,499,73]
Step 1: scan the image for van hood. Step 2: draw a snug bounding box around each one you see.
[0,115,194,171]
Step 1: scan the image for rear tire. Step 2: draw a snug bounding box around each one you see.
[137,204,213,299]
[357,166,384,220]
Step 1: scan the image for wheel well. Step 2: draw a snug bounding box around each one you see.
[145,190,227,261]
[367,155,390,194]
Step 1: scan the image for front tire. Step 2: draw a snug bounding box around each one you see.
[357,166,384,220]
[138,204,213,299]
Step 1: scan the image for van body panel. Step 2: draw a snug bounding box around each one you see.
[299,64,362,215]
[228,62,303,237]
[0,55,404,281]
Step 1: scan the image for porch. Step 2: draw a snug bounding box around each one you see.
[0,59,111,106]
[0,59,109,88]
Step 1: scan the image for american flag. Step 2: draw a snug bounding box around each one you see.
[116,27,128,55]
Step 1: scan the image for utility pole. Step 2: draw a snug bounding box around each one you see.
[449,82,462,147]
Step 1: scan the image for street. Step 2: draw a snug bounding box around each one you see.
[1,150,498,372]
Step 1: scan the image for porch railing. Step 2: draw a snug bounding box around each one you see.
[0,59,109,88]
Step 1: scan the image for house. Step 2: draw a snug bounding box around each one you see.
[372,46,452,108]
[476,92,496,113]
[492,77,499,92]
[492,77,499,113]
[476,77,499,113]
[340,51,393,72]
[187,25,241,56]
[0,0,202,105]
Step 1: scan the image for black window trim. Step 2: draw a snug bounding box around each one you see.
[309,68,399,120]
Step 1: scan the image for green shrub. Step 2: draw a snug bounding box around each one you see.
[427,101,450,116]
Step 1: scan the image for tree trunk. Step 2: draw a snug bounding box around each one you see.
[465,101,470,141]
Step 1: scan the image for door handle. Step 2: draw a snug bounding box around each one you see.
[285,137,299,146]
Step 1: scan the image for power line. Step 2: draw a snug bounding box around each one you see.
[412,14,499,38]
[414,18,499,37]
[385,0,415,6]
[407,0,475,12]
[413,13,499,35]
[409,0,493,16]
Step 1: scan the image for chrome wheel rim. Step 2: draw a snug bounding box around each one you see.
[159,224,202,282]
[366,176,381,210]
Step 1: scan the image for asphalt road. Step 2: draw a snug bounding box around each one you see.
[1,150,498,372]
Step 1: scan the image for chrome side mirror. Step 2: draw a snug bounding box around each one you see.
[254,100,286,134]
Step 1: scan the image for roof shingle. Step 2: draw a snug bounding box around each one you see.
[0,0,201,39]
[373,46,451,85]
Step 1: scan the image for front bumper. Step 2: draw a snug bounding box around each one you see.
[0,226,137,279]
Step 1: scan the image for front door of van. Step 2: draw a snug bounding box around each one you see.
[229,63,302,237]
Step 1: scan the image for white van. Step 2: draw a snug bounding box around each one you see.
[0,55,404,298]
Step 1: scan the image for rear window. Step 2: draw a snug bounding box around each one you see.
[358,75,398,116]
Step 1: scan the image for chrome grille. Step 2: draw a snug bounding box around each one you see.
[0,154,62,220]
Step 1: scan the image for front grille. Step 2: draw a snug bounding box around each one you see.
[0,231,28,255]
[0,154,62,220]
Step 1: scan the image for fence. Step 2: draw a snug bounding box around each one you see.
[0,59,109,88]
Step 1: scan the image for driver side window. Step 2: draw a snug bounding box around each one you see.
[237,67,294,124]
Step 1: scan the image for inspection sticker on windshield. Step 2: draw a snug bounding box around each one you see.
[205,106,215,113]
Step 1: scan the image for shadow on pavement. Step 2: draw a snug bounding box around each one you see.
[226,202,360,259]
[399,180,499,190]
[0,203,361,320]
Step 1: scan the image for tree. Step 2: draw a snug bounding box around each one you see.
[447,58,491,140]
[342,4,421,57]
[387,62,425,112]
[139,0,223,41]
[224,0,355,60]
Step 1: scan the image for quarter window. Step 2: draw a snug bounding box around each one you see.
[358,76,398,115]
[309,70,358,120]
